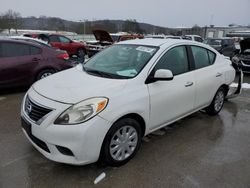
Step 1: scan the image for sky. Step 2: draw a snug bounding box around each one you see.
[0,0,249,28]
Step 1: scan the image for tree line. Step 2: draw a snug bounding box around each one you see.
[0,10,146,34]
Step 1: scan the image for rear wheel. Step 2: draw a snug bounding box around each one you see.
[206,87,225,115]
[37,69,55,80]
[100,118,142,167]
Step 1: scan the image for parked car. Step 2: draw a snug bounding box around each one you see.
[26,33,87,58]
[204,37,236,58]
[146,35,190,40]
[110,32,144,42]
[21,39,235,167]
[0,39,73,89]
[185,35,203,42]
[11,36,52,47]
[233,38,250,73]
[87,30,143,57]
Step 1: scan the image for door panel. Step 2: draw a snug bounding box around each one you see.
[147,45,195,130]
[148,72,195,130]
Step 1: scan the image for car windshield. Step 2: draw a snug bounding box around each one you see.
[84,44,158,79]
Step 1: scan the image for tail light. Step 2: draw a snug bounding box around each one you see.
[57,53,69,60]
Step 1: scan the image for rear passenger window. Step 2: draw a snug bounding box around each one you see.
[208,50,216,64]
[30,46,42,55]
[191,46,210,69]
[154,46,189,76]
[0,42,30,57]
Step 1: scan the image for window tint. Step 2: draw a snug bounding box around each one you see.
[208,50,216,64]
[0,42,30,57]
[59,36,71,43]
[191,46,210,69]
[30,46,42,55]
[154,46,189,75]
[49,35,60,42]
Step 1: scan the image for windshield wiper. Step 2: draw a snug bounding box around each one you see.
[84,68,115,78]
[83,67,129,79]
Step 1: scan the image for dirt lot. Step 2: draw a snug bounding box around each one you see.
[0,76,250,188]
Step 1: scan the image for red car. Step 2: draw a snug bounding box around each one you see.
[0,39,73,89]
[25,34,87,58]
[87,30,144,57]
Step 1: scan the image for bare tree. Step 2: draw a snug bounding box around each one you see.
[0,9,22,34]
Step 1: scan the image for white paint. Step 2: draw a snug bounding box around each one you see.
[22,39,235,165]
[94,172,106,184]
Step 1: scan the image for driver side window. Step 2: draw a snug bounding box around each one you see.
[154,46,189,76]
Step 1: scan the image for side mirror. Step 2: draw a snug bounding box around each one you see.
[145,69,174,84]
[154,69,174,80]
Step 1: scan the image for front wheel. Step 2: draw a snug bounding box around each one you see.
[100,118,142,167]
[206,87,225,115]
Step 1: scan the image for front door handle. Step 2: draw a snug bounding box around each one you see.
[32,58,41,62]
[185,81,193,87]
[216,72,222,77]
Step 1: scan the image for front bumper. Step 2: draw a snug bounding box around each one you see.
[21,88,112,165]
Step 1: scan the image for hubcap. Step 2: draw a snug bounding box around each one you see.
[214,91,224,111]
[41,72,53,79]
[109,126,138,161]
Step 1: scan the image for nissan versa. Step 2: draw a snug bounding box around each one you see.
[21,39,236,166]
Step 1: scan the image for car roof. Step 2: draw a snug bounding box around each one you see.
[118,38,202,47]
[0,38,44,47]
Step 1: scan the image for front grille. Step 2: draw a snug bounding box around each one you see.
[25,96,52,123]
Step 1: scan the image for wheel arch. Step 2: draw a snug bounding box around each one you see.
[113,113,146,137]
[35,67,57,81]
[220,84,230,96]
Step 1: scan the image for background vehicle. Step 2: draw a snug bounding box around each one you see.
[0,39,73,89]
[21,39,235,167]
[86,30,144,57]
[145,35,190,40]
[204,37,236,58]
[11,36,52,47]
[26,33,87,58]
[185,35,203,42]
[233,38,250,73]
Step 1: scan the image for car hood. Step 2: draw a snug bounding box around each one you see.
[93,30,114,43]
[32,66,127,104]
[240,38,250,53]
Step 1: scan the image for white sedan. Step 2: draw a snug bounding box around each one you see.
[21,39,235,166]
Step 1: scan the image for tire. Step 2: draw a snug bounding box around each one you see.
[206,87,225,115]
[36,69,55,80]
[100,118,142,167]
[77,49,86,64]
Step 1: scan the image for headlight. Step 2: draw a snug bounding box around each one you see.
[54,97,108,125]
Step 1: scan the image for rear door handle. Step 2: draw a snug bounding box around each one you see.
[185,81,193,87]
[216,72,222,77]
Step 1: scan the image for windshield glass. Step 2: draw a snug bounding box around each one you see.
[84,44,158,79]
